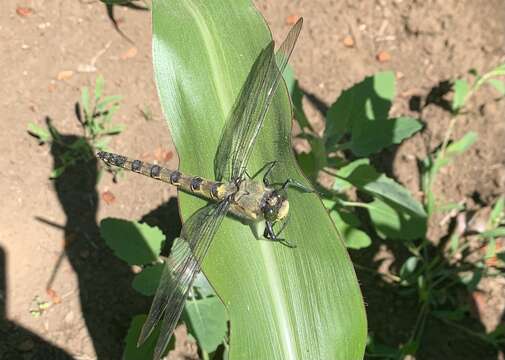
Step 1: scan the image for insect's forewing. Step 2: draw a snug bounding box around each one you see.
[138,199,231,360]
[214,18,303,181]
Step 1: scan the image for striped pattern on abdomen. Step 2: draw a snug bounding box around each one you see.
[97,151,235,201]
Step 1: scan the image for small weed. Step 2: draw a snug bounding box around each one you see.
[28,75,124,179]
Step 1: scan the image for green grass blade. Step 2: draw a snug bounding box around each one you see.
[152,1,366,359]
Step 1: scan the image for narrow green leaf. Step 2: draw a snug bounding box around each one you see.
[445,131,477,156]
[368,198,427,240]
[480,227,505,239]
[152,2,366,359]
[349,116,422,156]
[27,122,51,143]
[95,75,105,100]
[343,163,426,218]
[100,218,164,265]
[489,196,504,227]
[184,296,228,353]
[132,263,164,296]
[452,79,468,112]
[96,95,123,111]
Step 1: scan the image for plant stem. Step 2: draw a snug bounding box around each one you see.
[353,263,401,283]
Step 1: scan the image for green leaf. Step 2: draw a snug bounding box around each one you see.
[184,296,228,353]
[132,263,164,296]
[445,131,477,156]
[124,315,171,360]
[399,256,419,281]
[329,209,371,249]
[152,2,366,359]
[343,162,426,218]
[95,75,105,101]
[489,196,504,227]
[333,159,369,191]
[349,116,422,157]
[27,122,51,143]
[96,95,122,111]
[480,227,505,239]
[487,78,505,95]
[100,218,165,265]
[325,71,396,154]
[50,166,66,179]
[368,198,426,240]
[452,79,468,112]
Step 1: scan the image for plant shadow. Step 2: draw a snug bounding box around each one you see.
[33,117,150,358]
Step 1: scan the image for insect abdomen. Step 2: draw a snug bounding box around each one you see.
[97,151,232,201]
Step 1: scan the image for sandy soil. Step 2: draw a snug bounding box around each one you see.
[1,0,504,359]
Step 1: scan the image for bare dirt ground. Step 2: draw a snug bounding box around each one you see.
[1,0,504,359]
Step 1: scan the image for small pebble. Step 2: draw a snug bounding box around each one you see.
[343,35,355,48]
[376,50,391,62]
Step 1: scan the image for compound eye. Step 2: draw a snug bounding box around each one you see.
[264,207,277,222]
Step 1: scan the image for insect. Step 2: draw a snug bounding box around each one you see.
[98,18,308,359]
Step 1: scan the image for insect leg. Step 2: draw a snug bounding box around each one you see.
[264,220,296,248]
[282,178,313,193]
[247,161,278,185]
[262,161,278,186]
[264,221,276,239]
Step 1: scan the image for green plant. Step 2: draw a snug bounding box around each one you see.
[283,69,427,249]
[28,75,124,178]
[100,219,228,359]
[285,60,505,358]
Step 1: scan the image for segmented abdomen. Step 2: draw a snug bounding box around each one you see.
[97,151,233,201]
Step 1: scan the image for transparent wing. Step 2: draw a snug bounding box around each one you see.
[137,199,231,360]
[214,18,303,181]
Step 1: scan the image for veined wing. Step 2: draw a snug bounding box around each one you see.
[138,199,231,360]
[214,18,303,181]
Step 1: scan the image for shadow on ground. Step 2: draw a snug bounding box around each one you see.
[0,246,73,359]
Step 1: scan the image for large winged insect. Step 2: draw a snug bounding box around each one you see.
[97,18,306,359]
